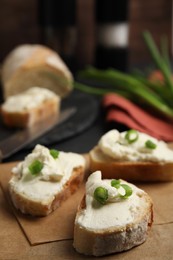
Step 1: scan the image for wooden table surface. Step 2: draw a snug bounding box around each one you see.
[0,161,173,260]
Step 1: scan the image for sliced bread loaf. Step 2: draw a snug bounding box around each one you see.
[1,44,73,99]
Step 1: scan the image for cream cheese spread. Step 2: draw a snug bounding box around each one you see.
[98,129,173,162]
[2,86,59,112]
[9,145,85,203]
[76,171,146,231]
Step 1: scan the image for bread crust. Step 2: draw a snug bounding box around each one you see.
[73,192,153,256]
[2,44,73,98]
[9,166,84,216]
[1,96,60,128]
[89,146,173,182]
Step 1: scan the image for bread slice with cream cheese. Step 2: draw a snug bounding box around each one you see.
[1,86,60,128]
[89,129,173,182]
[1,44,73,99]
[8,144,85,216]
[73,171,153,256]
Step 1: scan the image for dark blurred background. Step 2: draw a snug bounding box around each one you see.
[0,0,172,73]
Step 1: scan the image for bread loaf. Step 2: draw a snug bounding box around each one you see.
[1,87,60,128]
[73,171,153,256]
[89,129,173,182]
[9,144,85,216]
[1,44,73,99]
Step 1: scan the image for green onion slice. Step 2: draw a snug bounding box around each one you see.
[145,140,157,149]
[119,184,133,199]
[28,160,44,175]
[50,149,59,159]
[111,179,121,189]
[94,186,108,205]
[125,129,139,144]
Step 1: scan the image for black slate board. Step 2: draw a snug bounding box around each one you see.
[0,90,99,152]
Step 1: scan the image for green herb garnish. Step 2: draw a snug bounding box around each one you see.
[145,140,157,149]
[119,184,133,199]
[94,186,108,205]
[50,149,59,159]
[28,160,43,175]
[125,129,139,144]
[111,179,121,189]
[94,181,133,205]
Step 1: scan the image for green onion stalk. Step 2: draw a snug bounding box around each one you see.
[74,31,173,120]
[74,67,173,119]
[143,31,173,94]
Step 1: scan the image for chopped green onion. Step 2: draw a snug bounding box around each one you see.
[28,160,43,175]
[125,129,139,144]
[94,186,108,205]
[145,140,157,149]
[119,184,133,199]
[50,149,59,159]
[111,179,121,189]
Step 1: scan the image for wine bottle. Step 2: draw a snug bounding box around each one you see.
[95,0,129,71]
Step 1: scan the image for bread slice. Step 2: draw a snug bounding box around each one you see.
[89,129,173,182]
[1,86,60,128]
[1,44,73,99]
[90,146,173,182]
[8,145,85,216]
[73,171,153,256]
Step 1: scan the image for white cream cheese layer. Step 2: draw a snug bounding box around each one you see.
[2,86,59,112]
[98,129,173,162]
[9,145,85,203]
[76,171,146,231]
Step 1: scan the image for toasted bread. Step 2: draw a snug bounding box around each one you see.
[90,146,173,182]
[1,87,60,128]
[73,171,153,256]
[8,145,85,216]
[89,129,173,182]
